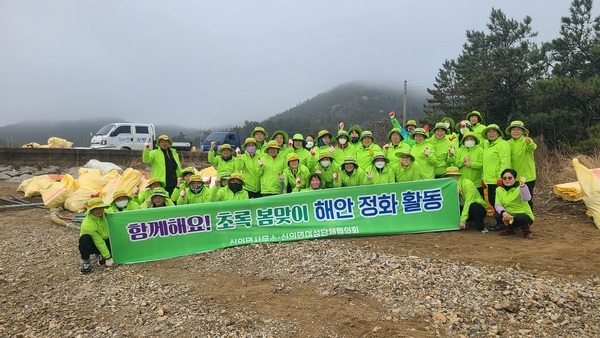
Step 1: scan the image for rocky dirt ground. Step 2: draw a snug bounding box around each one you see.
[1,180,599,338]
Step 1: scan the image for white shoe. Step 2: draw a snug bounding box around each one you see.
[481,228,489,233]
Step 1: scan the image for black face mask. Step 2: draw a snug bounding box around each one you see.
[351,136,359,143]
[229,183,243,193]
[190,185,203,194]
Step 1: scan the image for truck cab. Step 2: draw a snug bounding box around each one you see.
[201,132,242,152]
[91,123,155,150]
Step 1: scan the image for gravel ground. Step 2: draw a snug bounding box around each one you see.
[1,184,600,337]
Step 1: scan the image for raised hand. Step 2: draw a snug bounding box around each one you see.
[424,148,430,156]
[388,111,395,119]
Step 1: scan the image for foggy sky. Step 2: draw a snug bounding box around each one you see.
[0,1,595,129]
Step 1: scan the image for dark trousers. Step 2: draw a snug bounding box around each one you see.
[486,184,498,208]
[526,180,535,209]
[461,203,487,231]
[246,190,262,199]
[79,234,111,260]
[493,213,533,228]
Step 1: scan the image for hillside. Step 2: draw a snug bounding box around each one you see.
[0,82,428,147]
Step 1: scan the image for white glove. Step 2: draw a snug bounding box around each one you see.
[278,173,285,182]
[459,221,466,230]
[310,148,316,157]
[295,177,302,188]
[257,158,263,167]
[329,145,335,153]
[315,169,321,174]
[287,139,293,147]
[366,172,373,180]
[180,189,186,199]
[448,147,455,156]
[235,147,242,156]
[133,186,140,196]
[105,258,114,267]
[333,172,339,181]
[383,143,390,150]
[424,148,430,156]
[145,141,151,149]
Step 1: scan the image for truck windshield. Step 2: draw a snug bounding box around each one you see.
[205,132,227,143]
[95,124,115,136]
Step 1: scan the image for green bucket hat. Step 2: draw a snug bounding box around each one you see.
[151,187,169,198]
[155,135,173,147]
[340,156,358,169]
[410,128,429,139]
[242,137,256,150]
[250,126,269,139]
[505,121,529,136]
[180,166,196,178]
[395,150,415,161]
[336,130,349,141]
[263,140,281,153]
[481,124,504,139]
[432,122,450,135]
[348,125,363,137]
[359,130,376,143]
[317,130,333,141]
[460,132,480,146]
[372,152,389,164]
[307,172,325,189]
[444,166,461,176]
[466,111,483,124]
[291,133,307,147]
[270,130,289,144]
[387,128,404,141]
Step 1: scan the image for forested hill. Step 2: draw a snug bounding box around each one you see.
[231,81,427,142]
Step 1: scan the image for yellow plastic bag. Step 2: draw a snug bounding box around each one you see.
[572,158,600,229]
[65,188,99,213]
[101,168,142,205]
[41,174,79,209]
[77,171,110,193]
[23,175,57,197]
[553,182,583,201]
[47,137,73,149]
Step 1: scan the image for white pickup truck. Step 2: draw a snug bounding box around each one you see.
[90,123,192,151]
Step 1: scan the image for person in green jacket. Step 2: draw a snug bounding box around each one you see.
[141,187,175,208]
[177,175,212,205]
[270,130,292,158]
[506,121,537,209]
[171,166,196,204]
[235,137,262,199]
[313,152,342,189]
[293,172,325,192]
[365,152,395,185]
[388,111,416,147]
[208,143,237,179]
[291,133,310,167]
[142,134,182,196]
[258,140,287,196]
[136,178,165,205]
[466,111,486,143]
[429,122,453,178]
[481,124,511,229]
[494,168,534,239]
[355,130,382,170]
[347,124,363,148]
[383,128,410,170]
[308,130,335,171]
[447,132,484,198]
[444,166,487,232]
[213,173,249,201]
[78,197,114,274]
[107,190,139,213]
[283,153,310,193]
[410,128,436,180]
[332,130,356,167]
[209,173,231,202]
[394,151,423,182]
[250,126,269,150]
[339,157,366,187]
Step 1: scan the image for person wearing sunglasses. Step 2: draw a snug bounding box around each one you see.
[494,168,534,239]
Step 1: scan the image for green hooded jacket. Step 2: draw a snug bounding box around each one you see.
[482,138,511,184]
[458,177,487,222]
[142,148,182,185]
[79,213,111,259]
[507,136,537,181]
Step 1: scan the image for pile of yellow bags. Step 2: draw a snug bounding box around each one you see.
[572,159,600,229]
[20,137,73,149]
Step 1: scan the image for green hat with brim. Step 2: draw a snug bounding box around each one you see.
[291,133,306,147]
[151,188,169,198]
[395,150,415,161]
[307,172,325,189]
[242,137,256,150]
[432,122,450,135]
[460,132,480,146]
[444,166,462,176]
[270,130,289,144]
[410,128,429,139]
[466,111,483,123]
[336,130,349,141]
[263,140,281,153]
[505,121,529,136]
[372,152,389,164]
[359,130,376,143]
[348,125,363,136]
[86,197,109,212]
[180,166,196,177]
[147,178,166,188]
[387,128,404,141]
[250,127,269,139]
[317,130,333,141]
[341,156,358,169]
[481,124,504,140]
[155,135,173,147]
[441,117,455,128]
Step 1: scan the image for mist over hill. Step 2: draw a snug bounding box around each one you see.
[0,81,428,147]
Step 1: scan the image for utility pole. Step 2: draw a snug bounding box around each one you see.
[402,80,407,126]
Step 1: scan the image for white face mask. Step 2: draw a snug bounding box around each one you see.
[374,161,385,169]
[464,140,476,148]
[444,122,450,129]
[320,160,331,168]
[115,200,128,209]
[306,141,314,148]
[338,138,347,145]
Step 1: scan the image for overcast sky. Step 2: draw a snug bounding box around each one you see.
[1,1,596,129]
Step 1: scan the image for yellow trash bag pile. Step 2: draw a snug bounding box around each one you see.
[20,137,74,149]
[17,175,59,197]
[553,166,600,202]
[572,158,600,229]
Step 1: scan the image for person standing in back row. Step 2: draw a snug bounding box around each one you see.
[142,135,182,196]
